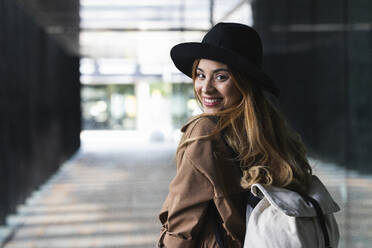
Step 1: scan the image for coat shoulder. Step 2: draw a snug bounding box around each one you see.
[181,115,218,138]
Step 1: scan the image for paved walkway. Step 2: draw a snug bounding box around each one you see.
[0,131,371,247]
[312,158,372,248]
[1,132,177,248]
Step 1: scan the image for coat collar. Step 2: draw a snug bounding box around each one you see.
[251,176,340,217]
[181,115,219,133]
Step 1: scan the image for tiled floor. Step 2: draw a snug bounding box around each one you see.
[1,132,371,247]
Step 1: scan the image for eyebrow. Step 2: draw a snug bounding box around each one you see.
[196,67,230,73]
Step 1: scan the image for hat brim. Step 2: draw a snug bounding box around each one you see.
[170,42,280,97]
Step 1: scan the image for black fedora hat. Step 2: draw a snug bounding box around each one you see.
[170,22,280,98]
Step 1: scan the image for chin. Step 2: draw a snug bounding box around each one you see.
[204,108,222,114]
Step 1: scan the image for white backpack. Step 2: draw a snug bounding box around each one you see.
[243,176,340,248]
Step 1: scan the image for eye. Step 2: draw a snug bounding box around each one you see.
[196,72,205,79]
[215,74,229,81]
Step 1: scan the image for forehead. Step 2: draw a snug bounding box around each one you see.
[197,59,228,70]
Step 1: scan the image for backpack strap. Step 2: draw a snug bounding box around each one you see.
[301,194,332,248]
[247,191,261,209]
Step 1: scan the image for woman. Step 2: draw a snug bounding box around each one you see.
[158,23,339,248]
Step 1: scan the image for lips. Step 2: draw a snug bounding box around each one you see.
[203,97,223,107]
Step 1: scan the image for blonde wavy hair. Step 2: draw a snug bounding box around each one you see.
[179,59,312,193]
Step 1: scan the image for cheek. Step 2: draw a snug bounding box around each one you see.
[221,83,241,104]
[194,82,202,99]
[194,82,200,92]
[194,83,201,95]
[231,87,242,103]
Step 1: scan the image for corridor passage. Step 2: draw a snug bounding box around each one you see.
[2,131,176,248]
[1,131,371,248]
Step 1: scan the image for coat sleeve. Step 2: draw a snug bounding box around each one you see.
[158,153,215,247]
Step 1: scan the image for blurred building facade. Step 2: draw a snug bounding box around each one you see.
[251,0,372,173]
[78,0,252,140]
[0,0,81,224]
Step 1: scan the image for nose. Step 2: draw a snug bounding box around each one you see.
[201,77,214,93]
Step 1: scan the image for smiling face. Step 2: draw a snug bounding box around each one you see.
[194,59,242,114]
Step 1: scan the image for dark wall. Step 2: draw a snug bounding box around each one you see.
[0,0,81,223]
[252,0,372,172]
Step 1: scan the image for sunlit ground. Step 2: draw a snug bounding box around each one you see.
[1,131,372,247]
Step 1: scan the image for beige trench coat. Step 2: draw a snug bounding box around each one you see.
[158,116,248,247]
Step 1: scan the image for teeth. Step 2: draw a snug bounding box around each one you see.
[204,98,220,103]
